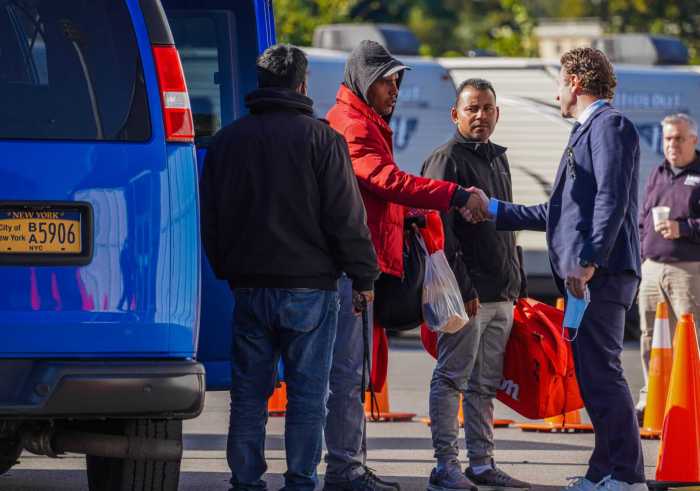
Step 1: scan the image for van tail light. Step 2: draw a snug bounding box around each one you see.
[152,45,194,142]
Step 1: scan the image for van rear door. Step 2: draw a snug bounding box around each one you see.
[0,0,187,356]
[162,0,276,389]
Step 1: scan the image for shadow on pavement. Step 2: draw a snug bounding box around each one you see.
[184,434,592,452]
[366,437,591,451]
[0,468,571,490]
[179,472,564,491]
[0,469,87,490]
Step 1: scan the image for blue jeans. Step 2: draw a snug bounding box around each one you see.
[324,275,372,482]
[227,287,339,491]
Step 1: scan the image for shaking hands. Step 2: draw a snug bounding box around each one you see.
[458,187,491,223]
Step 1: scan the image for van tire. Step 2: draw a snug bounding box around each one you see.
[0,438,21,476]
[86,419,182,491]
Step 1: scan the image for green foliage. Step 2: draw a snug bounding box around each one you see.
[571,0,700,64]
[273,0,699,63]
[274,0,352,46]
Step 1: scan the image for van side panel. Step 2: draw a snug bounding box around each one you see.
[0,0,198,358]
[167,144,201,354]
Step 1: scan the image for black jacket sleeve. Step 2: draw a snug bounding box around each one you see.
[199,139,222,278]
[318,132,380,291]
[421,150,478,301]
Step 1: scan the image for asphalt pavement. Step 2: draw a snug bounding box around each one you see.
[0,334,659,491]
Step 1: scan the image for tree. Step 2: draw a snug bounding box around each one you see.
[272,0,699,63]
[274,0,352,46]
[578,0,700,63]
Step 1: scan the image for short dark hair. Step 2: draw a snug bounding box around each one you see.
[256,44,308,89]
[455,78,497,106]
[560,47,616,100]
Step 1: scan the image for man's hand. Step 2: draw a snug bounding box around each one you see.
[566,265,595,299]
[458,187,490,223]
[352,290,374,315]
[656,219,680,240]
[465,297,480,318]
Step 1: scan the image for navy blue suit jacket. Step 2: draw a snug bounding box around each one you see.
[495,103,642,292]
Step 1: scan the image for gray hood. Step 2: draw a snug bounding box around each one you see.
[343,40,409,119]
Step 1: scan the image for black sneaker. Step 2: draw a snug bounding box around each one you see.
[428,465,478,491]
[323,468,400,491]
[465,462,530,490]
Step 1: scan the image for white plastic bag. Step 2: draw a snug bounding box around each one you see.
[417,236,469,333]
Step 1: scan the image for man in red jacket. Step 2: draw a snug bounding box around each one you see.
[323,40,478,491]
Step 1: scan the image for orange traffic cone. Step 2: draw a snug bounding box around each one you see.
[655,313,700,483]
[268,381,287,417]
[419,394,513,428]
[364,379,415,422]
[516,298,593,433]
[641,302,673,439]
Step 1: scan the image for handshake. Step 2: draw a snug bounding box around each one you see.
[458,187,492,223]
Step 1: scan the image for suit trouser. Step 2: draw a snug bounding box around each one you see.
[637,259,700,409]
[570,272,645,483]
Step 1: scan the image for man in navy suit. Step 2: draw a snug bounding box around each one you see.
[466,48,646,491]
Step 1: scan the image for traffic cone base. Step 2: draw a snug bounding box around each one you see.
[366,410,416,422]
[516,409,593,433]
[640,428,661,439]
[647,480,700,490]
[494,419,514,428]
[364,381,415,423]
[516,421,594,433]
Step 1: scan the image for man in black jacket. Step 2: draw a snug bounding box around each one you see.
[200,44,379,491]
[421,79,529,491]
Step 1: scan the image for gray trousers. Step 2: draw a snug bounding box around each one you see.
[429,301,513,467]
[324,275,372,481]
[637,259,700,409]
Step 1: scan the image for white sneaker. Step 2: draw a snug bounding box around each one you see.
[562,477,597,491]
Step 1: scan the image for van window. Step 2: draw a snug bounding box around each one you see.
[168,10,239,146]
[0,0,150,141]
[379,27,420,56]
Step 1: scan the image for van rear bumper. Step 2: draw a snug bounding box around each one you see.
[0,360,205,419]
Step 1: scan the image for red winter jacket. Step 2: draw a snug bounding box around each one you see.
[327,85,459,277]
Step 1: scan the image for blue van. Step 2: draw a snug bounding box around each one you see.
[0,0,274,489]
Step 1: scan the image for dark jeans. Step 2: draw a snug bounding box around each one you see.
[571,272,645,484]
[227,287,339,491]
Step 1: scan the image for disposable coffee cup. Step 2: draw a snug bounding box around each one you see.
[652,206,671,228]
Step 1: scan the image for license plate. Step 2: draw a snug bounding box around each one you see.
[0,208,82,254]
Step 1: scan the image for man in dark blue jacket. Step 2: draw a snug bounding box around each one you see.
[468,48,646,491]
